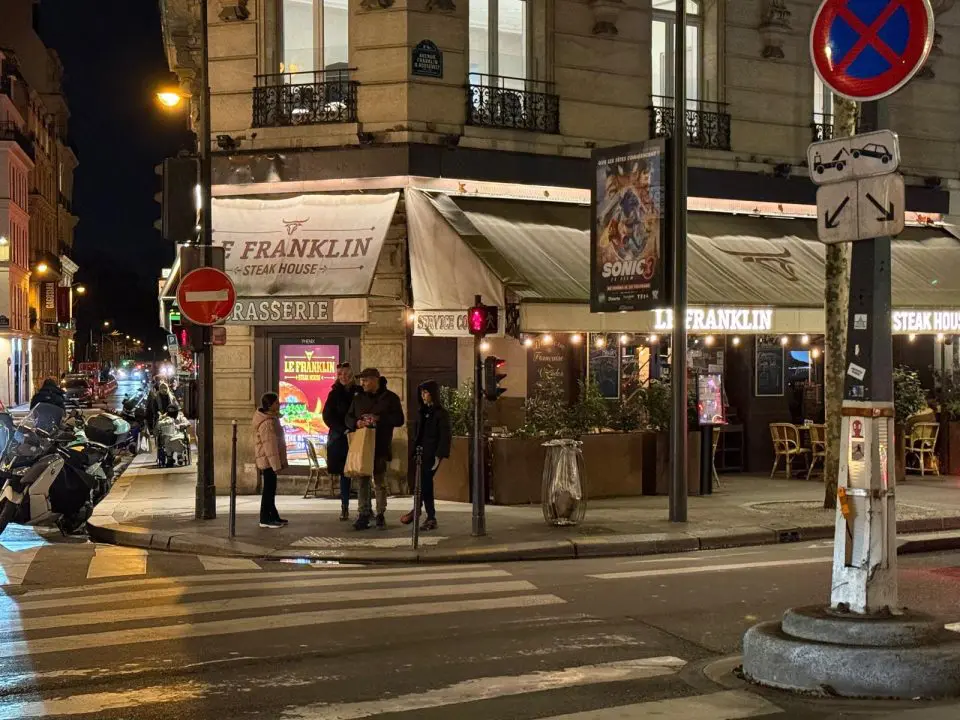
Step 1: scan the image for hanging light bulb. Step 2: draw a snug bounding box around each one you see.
[480,340,490,352]
[780,336,789,346]
[595,336,606,349]
[704,335,715,347]
[732,336,741,347]
[570,333,582,345]
[523,337,534,348]
[542,334,554,346]
[648,334,658,344]
[812,348,821,359]
[937,333,945,342]
[406,310,417,325]
[801,335,810,345]
[619,334,629,346]
[908,334,917,343]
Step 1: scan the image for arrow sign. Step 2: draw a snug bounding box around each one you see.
[865,192,895,222]
[825,196,850,228]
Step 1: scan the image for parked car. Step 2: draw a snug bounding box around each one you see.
[62,375,95,408]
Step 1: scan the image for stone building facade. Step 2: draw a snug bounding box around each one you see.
[158,0,960,491]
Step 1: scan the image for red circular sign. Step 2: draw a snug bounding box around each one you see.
[176,268,237,326]
[810,0,934,102]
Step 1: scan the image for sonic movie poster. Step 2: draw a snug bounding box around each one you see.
[277,344,339,466]
[590,140,670,313]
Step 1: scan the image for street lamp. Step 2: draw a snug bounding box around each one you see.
[103,320,110,328]
[35,262,48,274]
[75,285,86,295]
[156,88,189,110]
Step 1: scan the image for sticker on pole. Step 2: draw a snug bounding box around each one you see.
[176,267,237,326]
[810,0,935,102]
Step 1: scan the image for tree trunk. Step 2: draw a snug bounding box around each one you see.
[823,98,858,510]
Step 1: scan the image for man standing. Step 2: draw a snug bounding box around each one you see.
[322,362,361,521]
[346,368,405,530]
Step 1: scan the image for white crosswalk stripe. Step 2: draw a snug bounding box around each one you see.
[85,545,147,579]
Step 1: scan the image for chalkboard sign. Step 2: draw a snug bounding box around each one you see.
[588,336,620,399]
[527,334,575,403]
[755,339,785,397]
[412,40,443,78]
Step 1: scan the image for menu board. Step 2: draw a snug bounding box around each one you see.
[588,335,620,399]
[755,339,785,397]
[527,334,577,403]
[696,373,726,425]
[277,344,339,465]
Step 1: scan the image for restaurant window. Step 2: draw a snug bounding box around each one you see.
[469,0,530,85]
[279,0,349,74]
[651,0,702,105]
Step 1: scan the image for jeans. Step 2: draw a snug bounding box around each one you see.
[415,456,437,520]
[357,457,388,516]
[260,467,279,522]
[339,474,351,511]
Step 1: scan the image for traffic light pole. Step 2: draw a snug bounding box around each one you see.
[196,0,216,520]
[472,332,485,536]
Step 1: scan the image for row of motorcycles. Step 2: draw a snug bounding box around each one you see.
[0,391,146,537]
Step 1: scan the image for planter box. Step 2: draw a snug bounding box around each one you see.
[490,436,547,505]
[943,421,960,475]
[895,425,906,485]
[434,436,471,503]
[644,431,704,496]
[579,432,645,499]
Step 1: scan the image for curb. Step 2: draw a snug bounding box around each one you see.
[85,515,960,565]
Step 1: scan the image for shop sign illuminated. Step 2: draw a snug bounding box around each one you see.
[654,307,774,333]
[228,297,368,325]
[413,309,505,337]
[893,311,960,334]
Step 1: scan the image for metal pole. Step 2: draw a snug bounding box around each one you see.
[196,0,216,520]
[412,447,422,550]
[229,419,237,538]
[471,302,485,536]
[669,0,689,522]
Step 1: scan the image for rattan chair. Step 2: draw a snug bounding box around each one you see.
[905,422,940,476]
[806,424,827,480]
[769,423,810,479]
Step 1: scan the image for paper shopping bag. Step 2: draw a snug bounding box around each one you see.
[345,428,376,477]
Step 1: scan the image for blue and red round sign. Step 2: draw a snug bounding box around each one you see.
[810,0,935,102]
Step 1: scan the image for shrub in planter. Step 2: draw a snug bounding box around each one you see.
[440,383,473,437]
[516,367,571,439]
[894,366,928,481]
[610,388,644,433]
[568,379,610,436]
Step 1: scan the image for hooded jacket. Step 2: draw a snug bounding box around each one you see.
[322,380,361,475]
[346,377,405,461]
[31,379,66,410]
[414,380,452,461]
[252,409,288,472]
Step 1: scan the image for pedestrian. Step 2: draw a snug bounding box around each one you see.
[402,380,451,531]
[30,378,66,410]
[321,362,361,521]
[253,391,288,529]
[346,368,404,530]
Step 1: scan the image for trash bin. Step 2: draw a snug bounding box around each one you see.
[541,438,587,526]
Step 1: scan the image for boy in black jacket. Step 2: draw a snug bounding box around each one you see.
[401,380,451,531]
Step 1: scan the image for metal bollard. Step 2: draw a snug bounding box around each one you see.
[412,447,423,550]
[229,420,237,539]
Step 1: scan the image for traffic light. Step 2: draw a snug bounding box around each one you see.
[484,356,507,401]
[154,157,200,243]
[468,302,499,337]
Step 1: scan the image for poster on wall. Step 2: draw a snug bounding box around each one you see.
[212,193,399,298]
[277,344,340,466]
[590,139,670,313]
[755,339,785,397]
[697,373,726,425]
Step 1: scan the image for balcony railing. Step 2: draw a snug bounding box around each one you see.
[0,120,35,160]
[649,96,731,151]
[467,74,560,134]
[811,112,834,142]
[252,69,358,128]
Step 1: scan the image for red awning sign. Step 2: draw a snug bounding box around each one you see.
[176,267,237,326]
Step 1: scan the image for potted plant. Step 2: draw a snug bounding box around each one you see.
[641,378,705,496]
[894,366,928,482]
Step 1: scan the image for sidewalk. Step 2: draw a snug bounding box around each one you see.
[86,456,960,563]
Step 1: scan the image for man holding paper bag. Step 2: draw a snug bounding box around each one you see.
[346,368,405,530]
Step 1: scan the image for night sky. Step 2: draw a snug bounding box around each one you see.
[39,0,191,355]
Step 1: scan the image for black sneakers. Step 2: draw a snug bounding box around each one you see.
[376,514,386,531]
[420,518,438,532]
[354,514,371,531]
[340,508,350,521]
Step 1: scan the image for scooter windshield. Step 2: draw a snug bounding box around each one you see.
[19,403,66,435]
[0,412,14,456]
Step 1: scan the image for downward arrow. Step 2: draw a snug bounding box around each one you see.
[825,196,849,229]
[866,193,895,222]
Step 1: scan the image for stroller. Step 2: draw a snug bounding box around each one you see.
[155,407,192,468]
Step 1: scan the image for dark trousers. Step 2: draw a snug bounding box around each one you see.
[416,457,437,520]
[260,467,279,522]
[339,474,351,510]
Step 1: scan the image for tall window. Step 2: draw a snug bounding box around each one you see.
[651,0,701,105]
[814,75,833,118]
[469,0,529,85]
[279,0,349,74]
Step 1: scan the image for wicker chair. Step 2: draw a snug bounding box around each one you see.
[905,422,940,476]
[769,423,810,479]
[806,424,827,480]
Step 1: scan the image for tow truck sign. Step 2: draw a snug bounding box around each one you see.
[807,130,900,185]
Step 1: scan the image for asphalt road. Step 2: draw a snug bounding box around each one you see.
[1,531,959,720]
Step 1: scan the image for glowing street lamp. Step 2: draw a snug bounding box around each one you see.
[75,285,87,295]
[156,88,189,109]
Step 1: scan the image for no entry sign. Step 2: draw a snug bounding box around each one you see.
[810,0,934,102]
[177,267,237,326]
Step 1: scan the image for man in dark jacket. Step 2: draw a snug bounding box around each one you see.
[30,378,66,410]
[322,362,361,521]
[401,380,451,531]
[346,368,405,530]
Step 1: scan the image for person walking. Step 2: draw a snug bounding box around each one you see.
[253,392,289,529]
[401,380,451,531]
[322,362,361,521]
[346,368,404,531]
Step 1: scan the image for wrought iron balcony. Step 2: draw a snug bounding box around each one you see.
[0,120,35,160]
[467,74,560,134]
[811,112,834,142]
[252,69,358,128]
[649,96,731,151]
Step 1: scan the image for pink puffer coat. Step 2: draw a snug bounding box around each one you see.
[253,409,288,472]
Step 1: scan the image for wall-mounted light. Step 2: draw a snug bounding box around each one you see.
[648,334,658,344]
[801,335,810,345]
[480,340,490,353]
[704,335,715,347]
[523,337,534,348]
[570,333,582,345]
[74,285,86,295]
[937,333,945,342]
[908,334,917,343]
[542,334,554,346]
[780,336,789,346]
[811,348,821,359]
[36,262,48,273]
[732,336,741,347]
[405,310,416,325]
[0,236,7,246]
[619,334,630,346]
[595,336,606,349]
